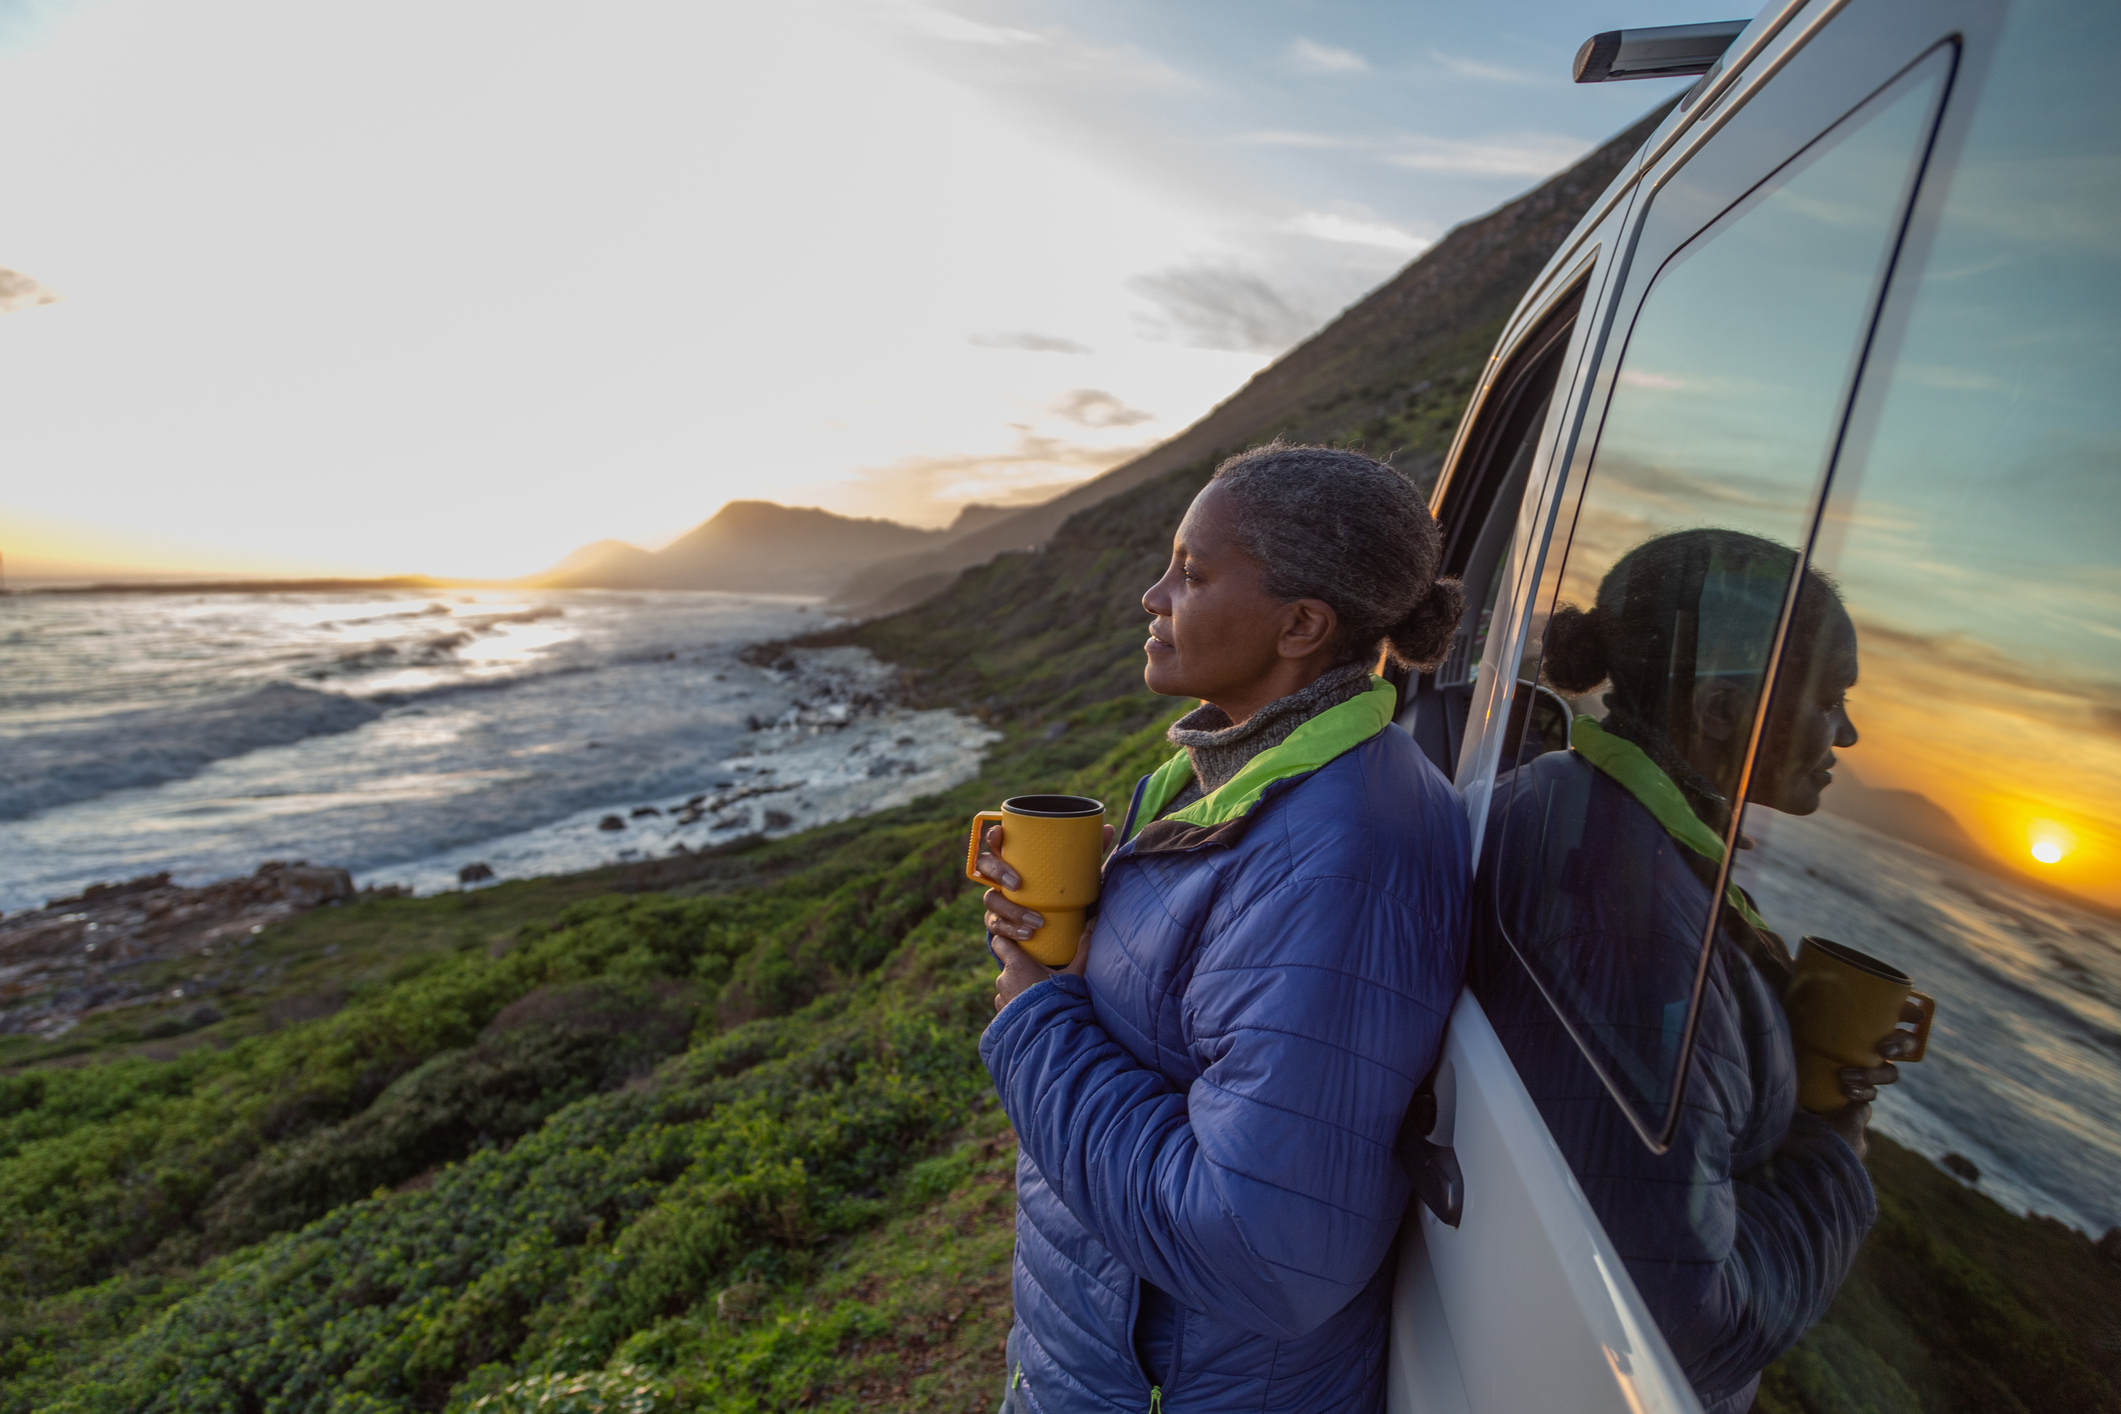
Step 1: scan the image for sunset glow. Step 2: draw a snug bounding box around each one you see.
[2028,824,2077,866]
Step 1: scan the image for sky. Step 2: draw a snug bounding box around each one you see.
[0,0,1706,582]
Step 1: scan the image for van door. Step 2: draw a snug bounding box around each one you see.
[1389,3,1986,1410]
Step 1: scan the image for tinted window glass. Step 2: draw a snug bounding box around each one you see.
[1479,57,1948,1143]
[1730,3,2121,1238]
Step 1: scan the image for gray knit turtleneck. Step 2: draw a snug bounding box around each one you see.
[1159,660,1376,817]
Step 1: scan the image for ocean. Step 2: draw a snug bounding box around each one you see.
[0,587,997,914]
[1739,808,2121,1236]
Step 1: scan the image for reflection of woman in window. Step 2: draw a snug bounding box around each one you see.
[1473,529,1910,1414]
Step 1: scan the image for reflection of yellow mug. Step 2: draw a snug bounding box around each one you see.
[965,794,1106,967]
[1785,935,1935,1113]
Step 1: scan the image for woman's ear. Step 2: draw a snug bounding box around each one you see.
[1278,598,1338,661]
[1694,680,1756,744]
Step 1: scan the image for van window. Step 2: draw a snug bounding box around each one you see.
[1476,54,1950,1145]
[1728,0,2121,1238]
[1402,288,1580,781]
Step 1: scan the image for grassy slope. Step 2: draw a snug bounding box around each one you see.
[9,453,2119,1414]
[5,112,2117,1414]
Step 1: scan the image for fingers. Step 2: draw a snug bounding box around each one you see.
[1101,823,1115,853]
[973,830,1022,891]
[1877,1030,1919,1062]
[1900,996,1927,1025]
[991,934,1053,1014]
[983,888,1045,943]
[1821,1098,1872,1158]
[1837,1062,1899,1105]
[974,824,1021,889]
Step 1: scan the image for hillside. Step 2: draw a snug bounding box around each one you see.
[831,99,1676,614]
[5,447,2115,1412]
[4,97,2114,1414]
[534,502,946,597]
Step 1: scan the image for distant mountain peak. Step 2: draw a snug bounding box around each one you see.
[531,502,941,596]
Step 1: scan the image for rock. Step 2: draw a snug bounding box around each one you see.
[630,806,662,818]
[2098,1228,2121,1267]
[255,861,355,907]
[184,1002,223,1028]
[598,815,626,831]
[457,862,495,884]
[1941,1152,1981,1183]
[1043,721,1069,742]
[763,809,795,830]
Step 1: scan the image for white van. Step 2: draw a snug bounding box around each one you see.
[1388,1,2120,1409]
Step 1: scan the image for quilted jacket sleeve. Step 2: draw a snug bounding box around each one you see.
[981,873,1461,1340]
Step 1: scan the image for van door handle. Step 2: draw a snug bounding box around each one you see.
[1397,1064,1464,1228]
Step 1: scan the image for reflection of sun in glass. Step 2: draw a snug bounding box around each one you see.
[2028,822,2077,864]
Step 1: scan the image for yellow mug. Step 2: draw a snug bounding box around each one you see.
[965,794,1106,967]
[1784,934,1935,1113]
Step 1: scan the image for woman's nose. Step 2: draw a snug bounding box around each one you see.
[1834,706,1858,749]
[1143,571,1174,618]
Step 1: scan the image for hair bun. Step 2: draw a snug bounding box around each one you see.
[1387,576,1465,671]
[1540,603,1609,694]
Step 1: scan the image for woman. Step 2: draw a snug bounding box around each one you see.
[1472,529,1916,1414]
[974,444,1470,1413]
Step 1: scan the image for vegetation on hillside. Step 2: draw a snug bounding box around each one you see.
[5,106,2116,1399]
[6,437,2118,1412]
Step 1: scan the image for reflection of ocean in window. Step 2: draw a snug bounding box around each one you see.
[1729,1,2121,1235]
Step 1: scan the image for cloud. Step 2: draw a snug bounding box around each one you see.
[888,3,1191,91]
[1050,388,1154,428]
[841,429,1155,519]
[1127,260,1318,354]
[1383,133,1592,177]
[0,265,60,314]
[1430,50,1542,85]
[1289,211,1426,253]
[1236,130,1354,149]
[1286,37,1369,75]
[968,330,1092,354]
[894,4,1044,47]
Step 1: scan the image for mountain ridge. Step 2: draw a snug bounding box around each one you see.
[530,500,947,596]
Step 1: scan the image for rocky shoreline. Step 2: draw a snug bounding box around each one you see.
[0,861,365,1042]
[0,647,997,1043]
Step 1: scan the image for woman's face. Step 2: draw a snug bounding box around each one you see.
[1748,604,1860,815]
[1141,482,1333,716]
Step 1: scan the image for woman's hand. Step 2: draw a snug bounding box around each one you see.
[1821,997,1926,1159]
[975,821,1110,1014]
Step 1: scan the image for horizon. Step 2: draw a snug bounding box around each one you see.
[0,0,1700,583]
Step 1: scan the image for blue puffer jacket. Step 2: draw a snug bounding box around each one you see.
[1470,746,1875,1414]
[981,687,1469,1413]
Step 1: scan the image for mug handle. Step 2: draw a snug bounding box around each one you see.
[965,811,1006,884]
[1902,989,1935,1063]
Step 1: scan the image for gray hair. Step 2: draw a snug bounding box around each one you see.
[1212,442,1465,670]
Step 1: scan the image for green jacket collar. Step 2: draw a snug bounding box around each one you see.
[1569,715,1769,932]
[1125,676,1397,846]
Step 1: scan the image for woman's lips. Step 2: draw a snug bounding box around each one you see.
[1145,629,1173,656]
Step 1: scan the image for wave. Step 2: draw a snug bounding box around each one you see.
[0,684,384,820]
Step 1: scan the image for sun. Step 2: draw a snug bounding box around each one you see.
[2027,822,2077,866]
